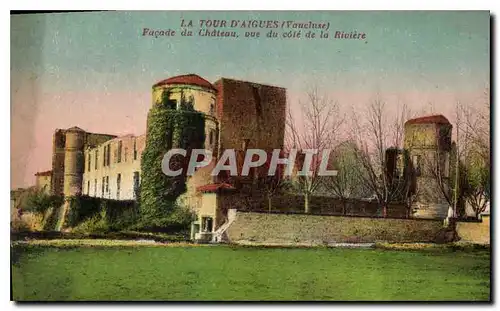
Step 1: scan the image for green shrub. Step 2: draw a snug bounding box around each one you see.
[73,210,109,234]
[127,206,194,233]
[100,199,139,231]
[65,196,140,233]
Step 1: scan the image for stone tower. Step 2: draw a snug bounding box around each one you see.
[404,115,453,219]
[141,74,218,218]
[63,127,86,197]
[151,74,219,153]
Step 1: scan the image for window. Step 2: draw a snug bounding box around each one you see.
[186,95,195,110]
[102,177,105,197]
[133,140,137,160]
[106,176,109,195]
[133,171,140,199]
[116,174,121,200]
[124,147,128,162]
[107,145,111,166]
[209,130,214,146]
[87,154,91,172]
[95,150,98,170]
[117,141,122,163]
[94,179,97,197]
[103,146,107,166]
[103,144,111,166]
[167,99,177,110]
[87,181,90,195]
[209,99,215,115]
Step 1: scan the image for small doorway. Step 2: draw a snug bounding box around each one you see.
[201,217,213,232]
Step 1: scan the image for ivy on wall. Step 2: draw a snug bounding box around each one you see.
[140,91,205,224]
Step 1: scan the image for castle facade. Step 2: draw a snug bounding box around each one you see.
[33,73,454,239]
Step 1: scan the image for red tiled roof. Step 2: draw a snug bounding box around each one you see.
[35,170,52,176]
[405,114,451,125]
[153,74,216,91]
[196,183,236,193]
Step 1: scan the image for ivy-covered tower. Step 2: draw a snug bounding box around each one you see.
[140,74,218,222]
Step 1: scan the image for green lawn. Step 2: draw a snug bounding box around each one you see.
[11,244,490,301]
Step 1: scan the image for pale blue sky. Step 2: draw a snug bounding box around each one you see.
[12,11,489,92]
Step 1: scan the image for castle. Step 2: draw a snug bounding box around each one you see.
[33,73,453,240]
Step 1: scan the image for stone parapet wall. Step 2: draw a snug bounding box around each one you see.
[456,216,490,245]
[225,211,447,245]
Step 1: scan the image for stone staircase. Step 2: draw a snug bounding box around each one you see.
[212,209,237,243]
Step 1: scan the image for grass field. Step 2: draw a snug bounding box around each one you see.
[11,244,490,301]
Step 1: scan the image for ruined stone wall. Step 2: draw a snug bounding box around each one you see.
[226,211,446,245]
[51,129,66,196]
[35,175,52,193]
[214,78,286,152]
[85,133,117,149]
[63,129,85,196]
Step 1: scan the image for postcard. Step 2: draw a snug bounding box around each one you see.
[10,10,491,302]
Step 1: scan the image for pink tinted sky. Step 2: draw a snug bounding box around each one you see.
[11,85,485,189]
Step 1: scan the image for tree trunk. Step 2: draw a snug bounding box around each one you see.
[304,192,310,214]
[267,193,272,213]
[382,204,387,218]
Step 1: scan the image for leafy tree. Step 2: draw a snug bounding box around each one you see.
[463,150,490,218]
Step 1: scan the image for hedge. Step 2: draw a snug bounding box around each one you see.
[64,196,139,231]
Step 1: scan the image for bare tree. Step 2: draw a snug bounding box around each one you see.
[419,101,470,218]
[421,141,457,210]
[349,95,413,217]
[464,88,490,164]
[257,150,288,212]
[285,87,344,213]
